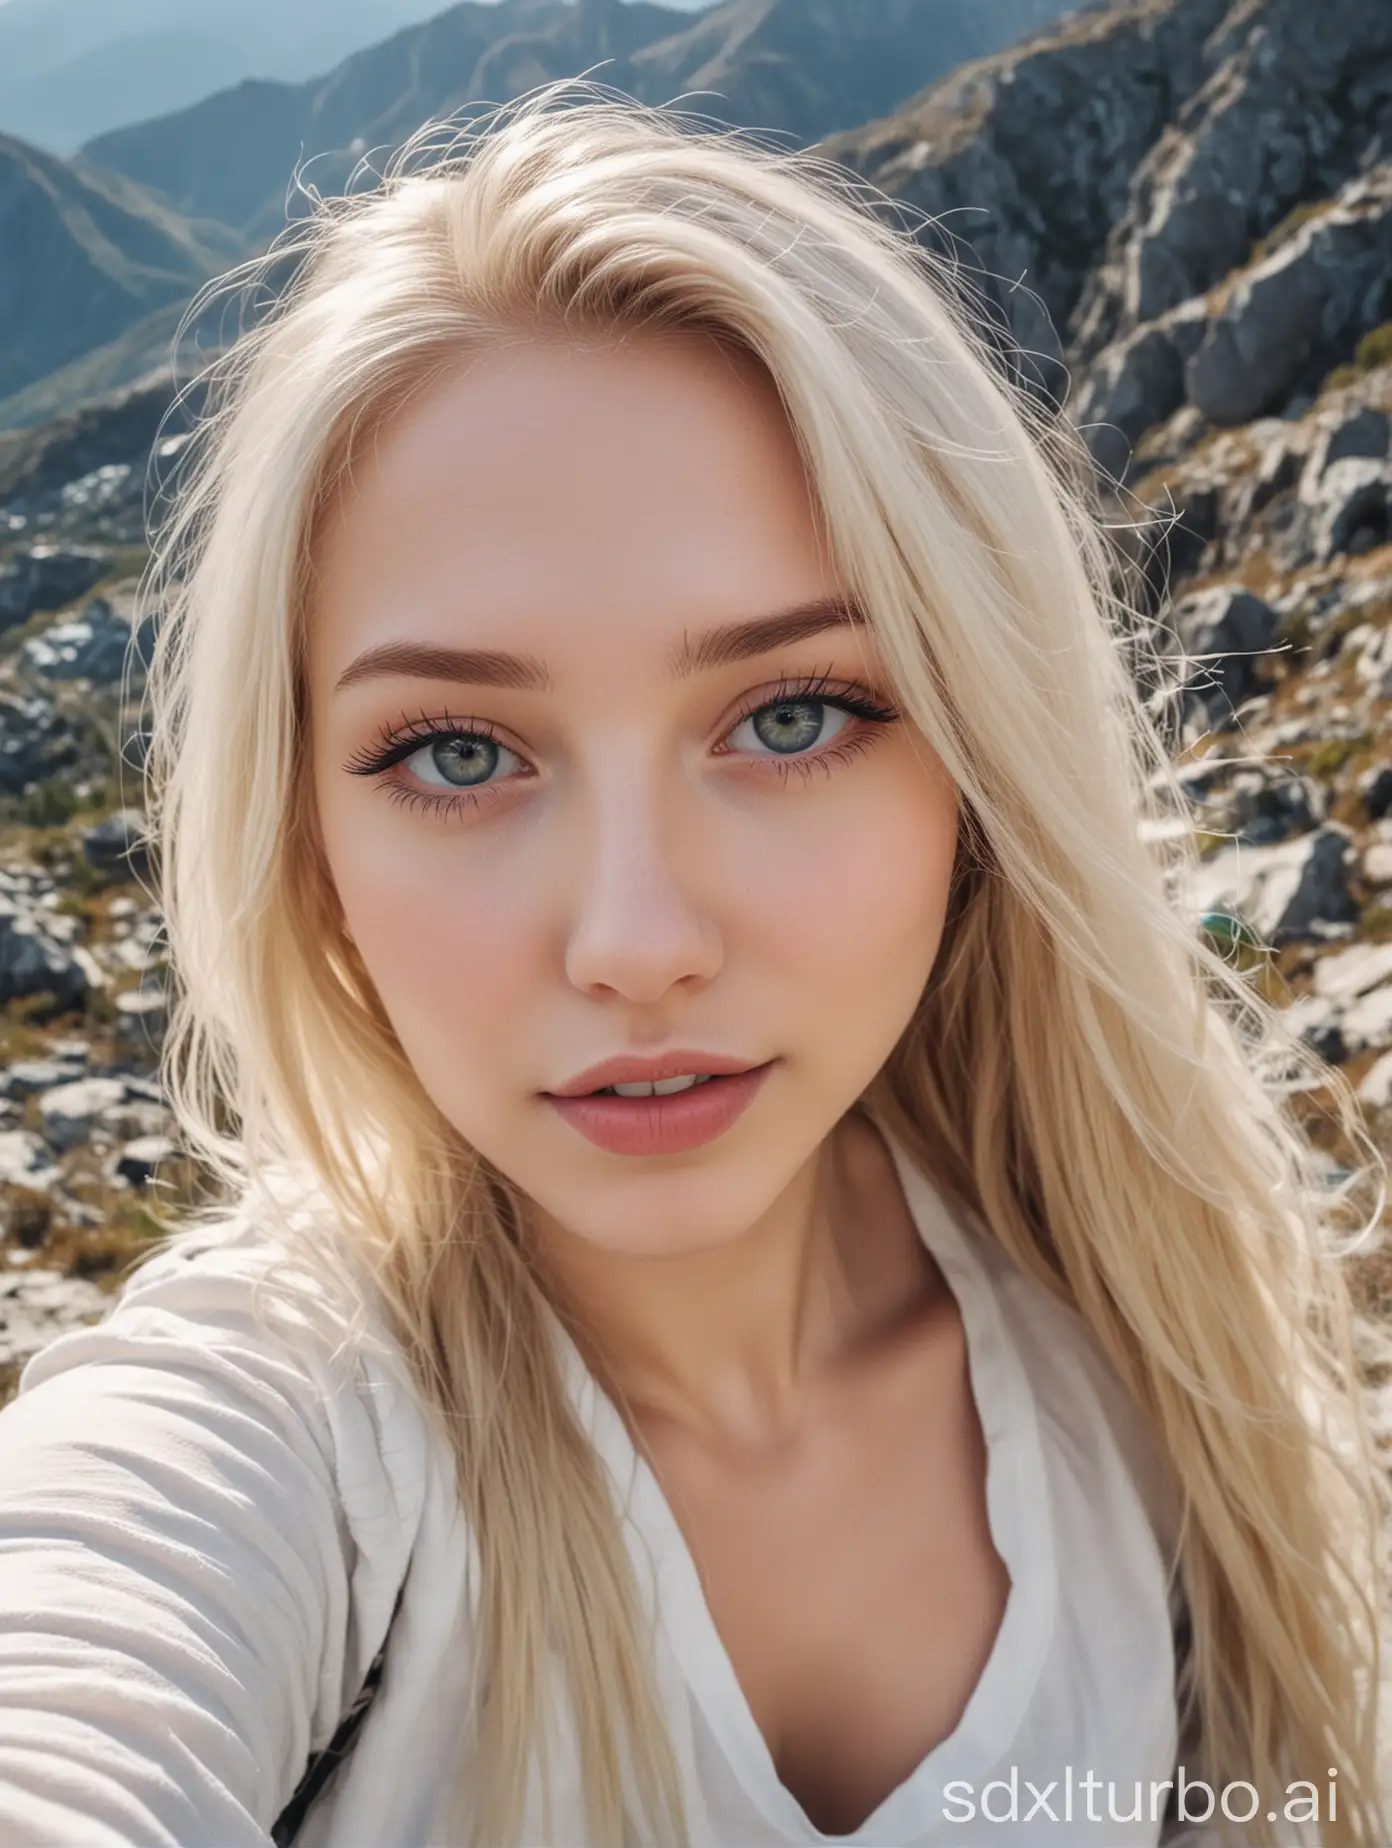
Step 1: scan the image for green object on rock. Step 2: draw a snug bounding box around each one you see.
[1199,910,1261,949]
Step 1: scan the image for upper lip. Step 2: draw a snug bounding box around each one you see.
[545,1050,769,1098]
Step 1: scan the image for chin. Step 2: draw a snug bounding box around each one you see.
[517,1136,810,1260]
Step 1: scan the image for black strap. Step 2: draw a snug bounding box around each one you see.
[271,1583,406,1846]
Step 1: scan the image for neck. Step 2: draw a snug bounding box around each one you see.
[526,1109,940,1447]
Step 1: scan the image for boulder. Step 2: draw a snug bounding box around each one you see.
[1182,826,1357,943]
[1186,165,1392,426]
[36,1076,131,1151]
[1309,457,1390,562]
[1164,584,1281,722]
[82,810,151,882]
[0,896,88,1009]
[109,1134,178,1188]
[1360,763,1392,821]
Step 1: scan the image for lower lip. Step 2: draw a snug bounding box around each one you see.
[544,1064,775,1156]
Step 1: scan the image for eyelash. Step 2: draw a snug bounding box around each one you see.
[342,669,901,821]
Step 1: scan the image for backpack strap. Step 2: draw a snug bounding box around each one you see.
[271,1581,407,1846]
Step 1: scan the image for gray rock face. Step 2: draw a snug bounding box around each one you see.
[1187,166,1392,425]
[1072,0,1392,366]
[821,0,1231,402]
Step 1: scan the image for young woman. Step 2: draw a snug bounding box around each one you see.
[0,81,1385,1848]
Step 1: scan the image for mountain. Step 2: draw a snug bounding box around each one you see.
[0,0,488,153]
[0,133,242,408]
[818,0,1392,450]
[81,0,1077,243]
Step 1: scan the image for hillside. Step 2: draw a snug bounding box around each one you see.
[81,0,1076,241]
[0,133,242,409]
[0,0,1389,1386]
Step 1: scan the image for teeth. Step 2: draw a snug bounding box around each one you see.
[599,1074,717,1098]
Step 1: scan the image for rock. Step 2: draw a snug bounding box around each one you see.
[1072,0,1392,367]
[0,896,88,1009]
[1304,406,1391,482]
[1187,165,1392,426]
[1182,826,1357,943]
[114,988,166,1044]
[36,1076,130,1151]
[1353,625,1392,700]
[1313,940,1392,1005]
[0,1130,60,1190]
[0,687,81,795]
[81,810,151,882]
[1309,457,1390,562]
[21,597,138,684]
[1212,768,1324,846]
[1066,313,1190,481]
[0,544,111,632]
[1164,584,1282,723]
[1358,1050,1392,1110]
[0,1269,107,1372]
[2,1058,87,1098]
[109,1134,177,1187]
[1360,763,1392,820]
[1281,991,1346,1063]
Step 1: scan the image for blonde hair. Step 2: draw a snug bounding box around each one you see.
[133,78,1389,1847]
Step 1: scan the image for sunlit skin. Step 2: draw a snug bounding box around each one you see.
[306,330,1010,1834]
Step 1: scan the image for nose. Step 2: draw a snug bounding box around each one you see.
[563,773,724,1004]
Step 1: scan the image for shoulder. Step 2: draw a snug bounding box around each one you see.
[13,1194,438,1624]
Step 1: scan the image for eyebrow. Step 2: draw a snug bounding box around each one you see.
[332,594,867,695]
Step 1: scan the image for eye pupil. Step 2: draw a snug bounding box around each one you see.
[753,699,824,754]
[432,735,497,785]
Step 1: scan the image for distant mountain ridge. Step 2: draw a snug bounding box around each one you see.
[81,0,1076,242]
[0,133,241,408]
[0,0,478,153]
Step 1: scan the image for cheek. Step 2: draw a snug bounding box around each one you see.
[745,762,959,1011]
[320,802,543,1097]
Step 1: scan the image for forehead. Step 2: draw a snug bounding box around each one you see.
[306,331,839,684]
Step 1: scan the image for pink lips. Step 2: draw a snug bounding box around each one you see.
[543,1052,775,1157]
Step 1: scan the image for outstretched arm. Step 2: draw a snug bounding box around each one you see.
[0,1242,362,1846]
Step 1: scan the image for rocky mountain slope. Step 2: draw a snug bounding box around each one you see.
[81,0,1075,241]
[0,134,241,412]
[0,0,1390,1397]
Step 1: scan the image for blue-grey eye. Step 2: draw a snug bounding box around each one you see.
[730,698,851,757]
[408,734,521,788]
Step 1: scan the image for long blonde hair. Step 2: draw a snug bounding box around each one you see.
[135,79,1389,1847]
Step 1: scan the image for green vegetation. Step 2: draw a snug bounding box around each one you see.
[1322,321,1392,394]
[1250,198,1332,266]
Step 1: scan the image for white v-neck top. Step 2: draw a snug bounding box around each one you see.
[0,1121,1253,1845]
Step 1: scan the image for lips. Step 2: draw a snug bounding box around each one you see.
[542,1056,776,1156]
[546,1050,767,1100]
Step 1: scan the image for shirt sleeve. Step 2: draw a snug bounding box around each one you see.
[0,1232,368,1847]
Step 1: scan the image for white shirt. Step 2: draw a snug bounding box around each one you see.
[0,1122,1252,1846]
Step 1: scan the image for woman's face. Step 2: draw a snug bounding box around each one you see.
[307,331,960,1257]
